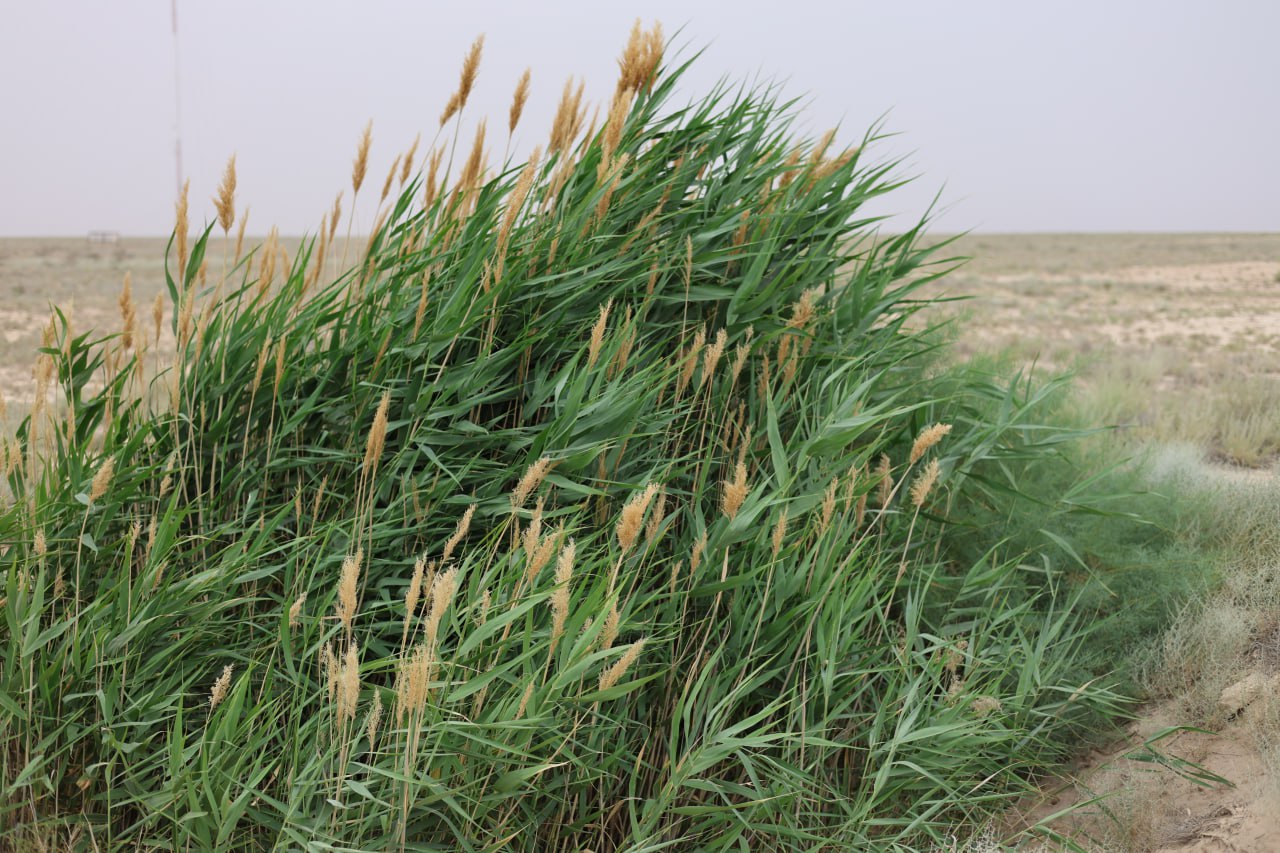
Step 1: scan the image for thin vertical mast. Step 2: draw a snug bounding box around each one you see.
[171,0,184,201]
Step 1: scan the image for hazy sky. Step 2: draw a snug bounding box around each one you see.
[4,1,1277,236]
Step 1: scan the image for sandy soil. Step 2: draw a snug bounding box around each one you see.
[1008,667,1280,851]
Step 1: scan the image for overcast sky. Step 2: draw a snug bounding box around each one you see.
[3,1,1277,236]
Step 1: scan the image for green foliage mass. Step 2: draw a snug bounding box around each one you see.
[2,42,1147,851]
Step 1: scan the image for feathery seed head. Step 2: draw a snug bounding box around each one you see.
[876,454,893,506]
[288,592,306,628]
[599,637,647,692]
[442,504,475,563]
[209,664,233,711]
[645,486,667,544]
[910,459,941,508]
[691,532,707,574]
[508,67,531,134]
[401,134,421,185]
[601,601,620,650]
[363,391,391,472]
[381,153,401,203]
[403,556,427,640]
[771,509,788,557]
[336,547,363,632]
[366,690,383,745]
[89,457,114,504]
[701,329,727,388]
[512,456,552,509]
[213,154,237,233]
[175,179,190,279]
[909,422,953,465]
[819,477,838,535]
[34,528,47,556]
[351,121,372,195]
[587,300,612,369]
[336,641,361,723]
[721,461,749,521]
[616,483,658,555]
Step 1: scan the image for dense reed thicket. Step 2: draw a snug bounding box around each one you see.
[2,25,1131,850]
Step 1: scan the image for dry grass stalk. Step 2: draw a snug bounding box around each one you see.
[351,121,372,195]
[508,67,531,134]
[910,459,941,508]
[213,154,236,233]
[599,637,647,691]
[442,504,475,563]
[512,456,552,509]
[588,300,612,369]
[721,461,749,521]
[336,548,363,633]
[909,423,952,465]
[209,665,233,711]
[550,538,576,649]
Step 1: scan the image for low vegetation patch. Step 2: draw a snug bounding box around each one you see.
[2,25,1167,850]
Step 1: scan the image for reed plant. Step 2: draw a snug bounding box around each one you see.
[1,24,1133,850]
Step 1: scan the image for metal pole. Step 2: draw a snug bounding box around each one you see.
[171,0,184,202]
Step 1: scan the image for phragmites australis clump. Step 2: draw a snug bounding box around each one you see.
[910,459,941,508]
[336,548,363,633]
[909,422,953,465]
[442,504,475,563]
[599,637,647,692]
[721,461,749,521]
[508,67,531,134]
[351,121,372,196]
[213,154,236,233]
[616,483,659,555]
[395,642,433,724]
[89,457,114,504]
[209,664,233,711]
